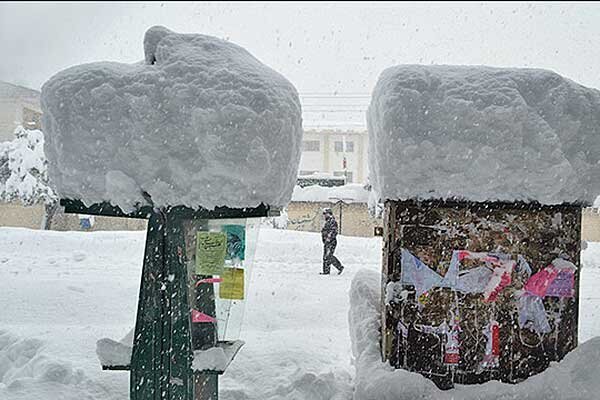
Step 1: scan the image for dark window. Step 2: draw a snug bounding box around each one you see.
[302,140,320,152]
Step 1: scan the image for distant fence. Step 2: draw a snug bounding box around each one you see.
[0,202,598,240]
[286,201,382,237]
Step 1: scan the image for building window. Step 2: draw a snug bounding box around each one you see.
[334,140,354,152]
[302,140,320,152]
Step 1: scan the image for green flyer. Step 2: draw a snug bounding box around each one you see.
[222,224,246,262]
[195,231,227,275]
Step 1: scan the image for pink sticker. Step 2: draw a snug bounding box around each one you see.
[191,309,216,323]
[525,266,560,297]
[195,277,223,286]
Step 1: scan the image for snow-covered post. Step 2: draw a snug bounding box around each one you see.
[41,26,302,400]
[0,126,57,229]
[368,65,600,389]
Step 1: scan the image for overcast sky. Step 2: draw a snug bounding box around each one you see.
[1,1,600,96]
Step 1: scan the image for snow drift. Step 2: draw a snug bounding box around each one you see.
[367,65,600,205]
[0,331,88,397]
[41,26,302,211]
[349,269,600,400]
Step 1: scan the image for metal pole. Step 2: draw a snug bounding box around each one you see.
[339,201,343,234]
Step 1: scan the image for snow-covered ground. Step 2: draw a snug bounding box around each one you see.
[0,227,381,400]
[1,227,599,399]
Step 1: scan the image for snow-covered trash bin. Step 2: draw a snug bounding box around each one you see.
[349,269,600,400]
[41,25,301,212]
[367,65,600,389]
[40,26,302,400]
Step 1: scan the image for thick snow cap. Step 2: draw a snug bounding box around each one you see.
[41,26,302,211]
[368,65,600,205]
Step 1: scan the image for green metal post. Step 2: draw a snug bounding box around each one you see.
[131,209,195,400]
[130,210,164,399]
[164,212,194,399]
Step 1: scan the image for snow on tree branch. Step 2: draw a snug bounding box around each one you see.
[0,126,56,206]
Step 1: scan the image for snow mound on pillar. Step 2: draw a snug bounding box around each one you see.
[349,269,600,400]
[368,65,600,205]
[41,26,302,211]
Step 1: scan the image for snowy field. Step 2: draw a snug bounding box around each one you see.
[1,226,600,400]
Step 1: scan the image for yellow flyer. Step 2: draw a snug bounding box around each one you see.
[219,268,245,300]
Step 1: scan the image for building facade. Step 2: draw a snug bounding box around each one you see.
[299,129,369,184]
[0,81,42,142]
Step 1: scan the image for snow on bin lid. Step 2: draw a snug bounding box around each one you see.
[368,65,600,205]
[41,26,302,212]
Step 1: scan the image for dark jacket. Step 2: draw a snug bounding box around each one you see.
[322,215,338,243]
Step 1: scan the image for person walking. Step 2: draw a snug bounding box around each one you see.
[320,208,344,275]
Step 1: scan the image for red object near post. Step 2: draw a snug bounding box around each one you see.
[492,322,500,356]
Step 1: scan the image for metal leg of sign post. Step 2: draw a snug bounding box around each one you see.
[193,269,218,399]
[130,210,164,400]
[164,213,195,399]
[194,373,218,400]
[130,209,195,400]
[132,208,222,400]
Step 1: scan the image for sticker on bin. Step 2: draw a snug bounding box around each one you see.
[196,232,227,275]
[222,225,246,262]
[195,277,223,286]
[219,268,245,300]
[191,309,216,323]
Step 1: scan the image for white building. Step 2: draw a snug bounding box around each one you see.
[0,81,41,142]
[299,93,369,183]
[299,129,368,184]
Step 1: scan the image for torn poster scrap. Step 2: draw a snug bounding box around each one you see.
[398,250,576,303]
[400,249,443,298]
[525,258,576,298]
[517,292,551,334]
[400,249,515,301]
